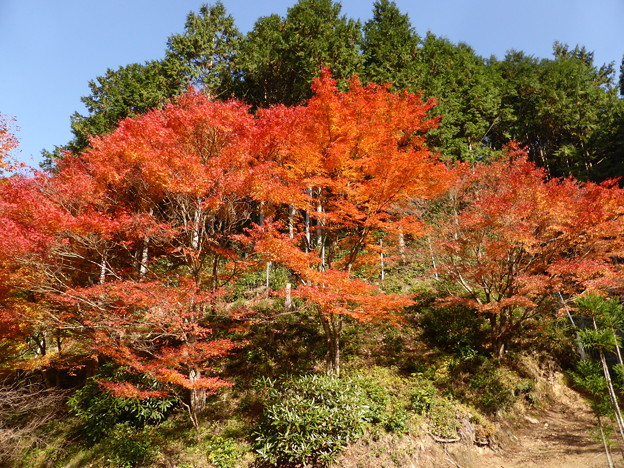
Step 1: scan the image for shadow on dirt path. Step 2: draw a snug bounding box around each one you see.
[478,400,615,468]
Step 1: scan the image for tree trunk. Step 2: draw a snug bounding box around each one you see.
[288,205,295,239]
[398,229,406,264]
[139,208,153,279]
[594,318,624,444]
[305,208,311,253]
[379,238,385,282]
[189,368,206,418]
[212,255,219,291]
[597,414,615,468]
[320,313,341,376]
[99,253,107,284]
[285,283,292,310]
[428,236,439,280]
[558,291,586,360]
[613,328,624,366]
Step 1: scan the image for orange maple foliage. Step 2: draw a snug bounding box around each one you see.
[0,93,258,415]
[430,143,624,356]
[0,73,449,399]
[252,69,451,373]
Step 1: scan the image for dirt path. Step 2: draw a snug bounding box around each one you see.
[476,399,614,467]
[335,374,619,468]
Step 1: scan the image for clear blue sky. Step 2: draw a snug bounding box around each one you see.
[1,0,623,168]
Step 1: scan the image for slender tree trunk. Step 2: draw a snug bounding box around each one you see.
[189,368,206,419]
[613,328,624,366]
[258,201,265,226]
[320,313,341,376]
[379,238,385,282]
[305,208,311,253]
[594,318,624,444]
[288,205,295,239]
[597,414,615,468]
[191,200,202,250]
[428,236,439,280]
[316,196,325,268]
[559,291,586,360]
[398,229,406,264]
[211,254,219,291]
[139,208,153,279]
[99,253,107,285]
[316,199,323,247]
[139,241,149,279]
[285,283,292,310]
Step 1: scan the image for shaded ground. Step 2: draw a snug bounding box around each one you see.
[477,404,610,468]
[468,370,615,468]
[335,372,617,468]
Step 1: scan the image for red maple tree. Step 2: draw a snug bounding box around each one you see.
[428,144,624,357]
[252,70,451,374]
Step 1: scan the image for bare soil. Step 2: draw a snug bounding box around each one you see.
[335,371,618,468]
[476,405,608,468]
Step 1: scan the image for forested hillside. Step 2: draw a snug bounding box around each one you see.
[3,1,624,467]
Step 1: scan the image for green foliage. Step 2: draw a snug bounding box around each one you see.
[428,397,462,439]
[493,45,622,179]
[237,0,363,106]
[577,327,618,352]
[253,375,369,465]
[576,294,624,327]
[570,359,612,416]
[101,425,156,468]
[414,33,505,162]
[205,435,246,468]
[419,303,486,358]
[350,371,409,433]
[166,1,242,93]
[410,376,438,415]
[67,365,177,442]
[252,373,409,466]
[362,0,420,89]
[69,60,185,153]
[468,365,515,414]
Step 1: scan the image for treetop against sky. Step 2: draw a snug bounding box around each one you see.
[1,0,622,166]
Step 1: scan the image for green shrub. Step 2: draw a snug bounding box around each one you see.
[253,375,376,466]
[419,304,485,357]
[468,365,515,414]
[102,425,155,468]
[428,398,462,440]
[410,376,437,414]
[67,365,177,441]
[205,435,245,468]
[350,373,409,433]
[383,402,409,434]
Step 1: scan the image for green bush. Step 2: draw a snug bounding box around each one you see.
[428,398,462,440]
[102,424,155,468]
[205,435,245,468]
[252,375,379,466]
[350,373,409,433]
[67,365,177,441]
[410,376,437,415]
[468,366,514,414]
[419,304,485,357]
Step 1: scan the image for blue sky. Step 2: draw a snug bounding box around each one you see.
[1,0,623,168]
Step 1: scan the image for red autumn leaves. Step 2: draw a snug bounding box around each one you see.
[1,70,623,397]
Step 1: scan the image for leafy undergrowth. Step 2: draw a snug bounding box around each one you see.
[2,289,573,467]
[4,317,563,468]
